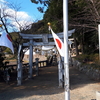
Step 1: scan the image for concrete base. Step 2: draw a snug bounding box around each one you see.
[96,91,100,100]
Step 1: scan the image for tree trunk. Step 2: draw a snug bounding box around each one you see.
[74,36,79,56]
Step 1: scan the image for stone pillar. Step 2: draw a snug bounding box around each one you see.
[28,39,33,78]
[58,56,63,88]
[17,45,22,85]
[35,58,39,76]
[96,91,100,100]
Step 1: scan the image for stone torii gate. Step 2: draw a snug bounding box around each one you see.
[17,29,75,85]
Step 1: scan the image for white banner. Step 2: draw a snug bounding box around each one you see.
[0,32,14,54]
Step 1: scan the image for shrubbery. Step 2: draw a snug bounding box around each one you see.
[74,53,100,70]
[0,53,5,68]
[75,53,99,63]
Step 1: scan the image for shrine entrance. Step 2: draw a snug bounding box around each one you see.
[17,29,75,86]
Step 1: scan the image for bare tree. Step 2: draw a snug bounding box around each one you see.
[68,0,100,54]
[69,0,100,32]
[0,1,33,55]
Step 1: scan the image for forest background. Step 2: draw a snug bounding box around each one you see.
[0,0,100,63]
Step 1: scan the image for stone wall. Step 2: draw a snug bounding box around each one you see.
[72,58,100,80]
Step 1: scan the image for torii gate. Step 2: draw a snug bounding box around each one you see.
[17,29,75,85]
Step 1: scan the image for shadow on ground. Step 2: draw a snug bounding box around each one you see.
[0,65,99,100]
[0,66,64,100]
[70,66,98,90]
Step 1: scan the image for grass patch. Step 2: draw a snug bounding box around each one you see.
[74,53,100,70]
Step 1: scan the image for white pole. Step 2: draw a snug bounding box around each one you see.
[63,0,70,100]
[98,24,100,60]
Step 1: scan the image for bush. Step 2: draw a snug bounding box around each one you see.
[75,53,99,63]
[0,53,5,68]
[74,53,100,70]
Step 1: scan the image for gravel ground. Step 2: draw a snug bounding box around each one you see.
[0,65,100,100]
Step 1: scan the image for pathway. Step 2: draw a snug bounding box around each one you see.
[0,65,100,100]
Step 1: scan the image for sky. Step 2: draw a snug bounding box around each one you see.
[5,0,45,21]
[0,0,46,32]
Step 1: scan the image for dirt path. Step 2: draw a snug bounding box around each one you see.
[0,65,100,100]
[70,66,100,100]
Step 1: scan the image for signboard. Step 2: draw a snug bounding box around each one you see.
[42,34,48,44]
